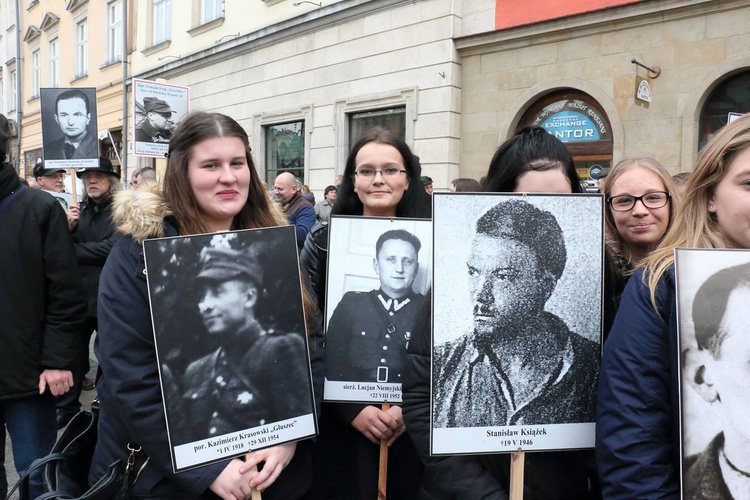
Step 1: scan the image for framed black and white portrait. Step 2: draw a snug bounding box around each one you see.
[431,193,603,455]
[144,226,316,472]
[323,216,432,404]
[40,87,99,169]
[676,248,750,499]
[133,78,189,158]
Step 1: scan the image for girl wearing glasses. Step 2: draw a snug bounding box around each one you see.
[597,114,750,498]
[301,127,431,500]
[603,157,680,300]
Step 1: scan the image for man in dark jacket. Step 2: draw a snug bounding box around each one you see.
[56,157,121,428]
[0,114,87,498]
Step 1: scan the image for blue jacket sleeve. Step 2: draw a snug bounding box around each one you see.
[293,204,316,247]
[596,268,680,499]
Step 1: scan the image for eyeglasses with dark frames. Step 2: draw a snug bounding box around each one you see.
[354,167,407,178]
[607,191,670,212]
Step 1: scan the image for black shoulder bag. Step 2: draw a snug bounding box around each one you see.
[5,408,143,500]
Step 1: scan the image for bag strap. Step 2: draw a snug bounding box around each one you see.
[4,452,72,500]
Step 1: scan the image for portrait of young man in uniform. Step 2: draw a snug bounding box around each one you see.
[433,198,599,429]
[679,254,750,500]
[326,229,426,385]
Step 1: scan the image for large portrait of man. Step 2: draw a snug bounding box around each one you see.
[143,227,316,471]
[324,216,432,403]
[40,88,99,169]
[676,249,750,500]
[431,193,603,455]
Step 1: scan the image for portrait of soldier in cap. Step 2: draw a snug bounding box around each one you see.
[148,236,314,448]
[135,97,176,144]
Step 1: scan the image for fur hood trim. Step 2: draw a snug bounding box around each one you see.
[111,186,172,243]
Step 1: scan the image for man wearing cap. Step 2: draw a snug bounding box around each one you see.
[169,245,310,445]
[135,98,176,144]
[0,113,87,498]
[45,89,98,161]
[32,161,76,210]
[421,176,434,195]
[433,199,598,428]
[273,172,315,250]
[56,157,122,428]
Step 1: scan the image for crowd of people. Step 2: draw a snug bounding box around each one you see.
[2,106,750,500]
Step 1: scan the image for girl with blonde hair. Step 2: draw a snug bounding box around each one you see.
[597,114,750,498]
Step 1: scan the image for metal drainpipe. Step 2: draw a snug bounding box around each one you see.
[14,0,22,174]
[121,0,129,183]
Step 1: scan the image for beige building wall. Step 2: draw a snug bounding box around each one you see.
[456,0,750,180]
[129,0,461,193]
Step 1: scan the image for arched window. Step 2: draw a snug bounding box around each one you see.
[519,90,613,187]
[699,71,750,151]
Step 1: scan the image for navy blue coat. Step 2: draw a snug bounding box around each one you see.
[596,267,681,499]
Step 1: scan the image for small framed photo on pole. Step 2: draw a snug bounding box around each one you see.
[431,193,603,455]
[40,87,99,169]
[133,78,189,158]
[143,226,317,472]
[675,248,750,499]
[323,216,432,404]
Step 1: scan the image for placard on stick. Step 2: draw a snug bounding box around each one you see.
[431,193,603,455]
[133,78,189,158]
[40,87,99,170]
[144,227,317,472]
[323,216,432,404]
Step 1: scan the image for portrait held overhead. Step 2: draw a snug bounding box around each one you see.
[40,88,99,169]
[143,228,317,471]
[132,78,189,157]
[676,249,750,500]
[324,218,432,403]
[431,193,603,455]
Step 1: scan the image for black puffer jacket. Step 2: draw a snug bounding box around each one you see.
[0,162,87,400]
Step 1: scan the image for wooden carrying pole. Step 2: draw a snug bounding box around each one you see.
[509,450,525,500]
[69,169,77,203]
[244,453,262,500]
[377,402,391,500]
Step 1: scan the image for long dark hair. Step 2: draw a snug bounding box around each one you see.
[482,126,582,193]
[332,127,432,218]
[162,112,286,235]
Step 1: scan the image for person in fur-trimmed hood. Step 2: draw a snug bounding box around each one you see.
[89,111,323,500]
